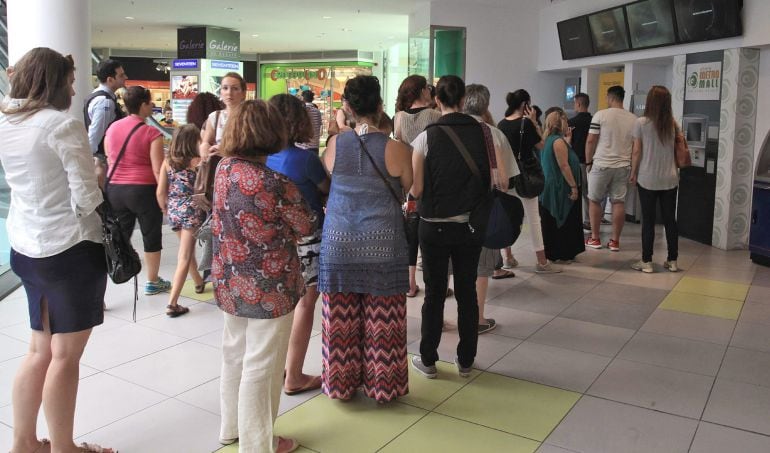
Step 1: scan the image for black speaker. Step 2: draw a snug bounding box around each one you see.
[673,0,743,43]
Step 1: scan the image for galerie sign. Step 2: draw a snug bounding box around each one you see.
[177,27,241,61]
[685,62,722,101]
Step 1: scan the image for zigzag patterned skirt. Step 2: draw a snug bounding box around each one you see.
[321,292,409,403]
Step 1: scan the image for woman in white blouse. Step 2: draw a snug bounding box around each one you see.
[0,48,116,453]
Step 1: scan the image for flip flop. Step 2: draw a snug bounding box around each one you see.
[491,270,516,280]
[406,286,420,298]
[194,282,207,294]
[284,375,322,396]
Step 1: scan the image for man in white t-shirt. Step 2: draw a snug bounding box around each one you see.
[585,85,637,251]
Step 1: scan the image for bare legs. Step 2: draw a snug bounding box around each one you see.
[168,229,203,308]
[476,277,489,321]
[588,199,603,240]
[11,299,112,453]
[284,286,320,391]
[145,250,162,282]
[589,199,625,243]
[408,265,419,295]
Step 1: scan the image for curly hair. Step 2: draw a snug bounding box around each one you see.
[343,75,382,118]
[168,124,201,171]
[186,92,224,130]
[269,94,313,144]
[395,75,427,112]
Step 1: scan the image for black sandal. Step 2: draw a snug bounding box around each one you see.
[166,304,189,318]
[194,282,206,294]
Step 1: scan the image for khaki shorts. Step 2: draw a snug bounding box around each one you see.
[477,247,503,277]
[587,166,630,203]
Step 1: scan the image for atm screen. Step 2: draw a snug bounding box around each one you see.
[686,122,703,142]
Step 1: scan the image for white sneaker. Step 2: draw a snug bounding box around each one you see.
[631,260,654,273]
[663,260,679,272]
[536,260,563,274]
[503,257,519,269]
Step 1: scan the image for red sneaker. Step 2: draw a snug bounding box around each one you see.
[585,237,602,249]
[607,239,620,251]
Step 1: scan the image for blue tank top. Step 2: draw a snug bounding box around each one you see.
[318,131,409,296]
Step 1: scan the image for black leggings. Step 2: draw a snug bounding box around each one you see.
[637,185,678,263]
[106,184,163,253]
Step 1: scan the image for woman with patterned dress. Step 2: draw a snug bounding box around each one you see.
[156,123,206,317]
[319,75,413,403]
[213,100,316,453]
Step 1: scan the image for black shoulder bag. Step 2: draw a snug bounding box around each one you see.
[511,118,545,198]
[100,122,144,320]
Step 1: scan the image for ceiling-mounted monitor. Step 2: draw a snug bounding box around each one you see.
[588,7,631,55]
[673,0,743,43]
[557,16,595,60]
[626,0,678,49]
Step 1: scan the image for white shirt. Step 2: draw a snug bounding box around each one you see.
[468,115,521,195]
[0,103,103,258]
[589,107,637,168]
[86,84,117,154]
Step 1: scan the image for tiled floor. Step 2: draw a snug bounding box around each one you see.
[1,224,770,452]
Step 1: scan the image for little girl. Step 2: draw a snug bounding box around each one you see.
[157,123,206,317]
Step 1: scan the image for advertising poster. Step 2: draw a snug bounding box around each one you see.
[685,62,723,101]
[597,71,625,110]
[171,75,199,99]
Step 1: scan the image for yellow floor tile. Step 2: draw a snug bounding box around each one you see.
[673,277,749,301]
[399,356,482,410]
[274,393,427,452]
[659,291,744,320]
[179,279,214,302]
[434,372,581,442]
[380,413,540,453]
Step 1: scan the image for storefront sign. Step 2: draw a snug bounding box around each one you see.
[211,60,240,70]
[269,68,328,82]
[177,27,240,61]
[597,71,625,110]
[172,59,199,70]
[685,62,722,101]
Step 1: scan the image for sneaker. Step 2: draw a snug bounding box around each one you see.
[536,260,563,274]
[582,221,592,231]
[454,357,473,378]
[663,260,679,272]
[607,239,620,252]
[585,237,602,249]
[145,277,172,295]
[601,217,612,225]
[411,356,437,379]
[478,318,497,334]
[503,257,519,269]
[631,260,654,273]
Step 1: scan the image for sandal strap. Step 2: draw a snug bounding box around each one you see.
[79,442,113,453]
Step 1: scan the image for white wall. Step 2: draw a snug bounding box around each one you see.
[539,0,770,71]
[425,0,571,121]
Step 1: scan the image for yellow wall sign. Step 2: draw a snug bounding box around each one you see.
[598,72,625,110]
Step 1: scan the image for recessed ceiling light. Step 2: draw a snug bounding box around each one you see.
[387,36,394,39]
[322,16,332,19]
[224,6,234,10]
[251,34,259,37]
[268,50,275,53]
[124,16,135,20]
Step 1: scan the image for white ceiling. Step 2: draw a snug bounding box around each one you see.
[91,0,524,54]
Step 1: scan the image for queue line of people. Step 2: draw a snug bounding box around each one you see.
[0,46,683,453]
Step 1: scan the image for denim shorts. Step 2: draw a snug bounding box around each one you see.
[587,166,630,203]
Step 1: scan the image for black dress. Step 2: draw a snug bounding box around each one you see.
[540,194,585,261]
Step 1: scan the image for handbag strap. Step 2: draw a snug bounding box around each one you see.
[479,123,500,190]
[518,117,526,161]
[439,125,481,179]
[104,121,145,190]
[353,132,403,207]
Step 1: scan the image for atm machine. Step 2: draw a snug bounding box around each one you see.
[677,114,719,244]
[750,129,770,266]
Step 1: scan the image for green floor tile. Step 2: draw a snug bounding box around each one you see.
[673,277,750,301]
[660,291,744,320]
[215,445,315,453]
[380,413,540,453]
[399,355,482,410]
[274,393,427,452]
[434,373,580,442]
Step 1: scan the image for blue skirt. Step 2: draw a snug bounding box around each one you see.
[10,241,107,334]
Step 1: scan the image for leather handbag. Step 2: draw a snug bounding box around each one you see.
[192,111,221,210]
[511,118,545,198]
[674,127,692,168]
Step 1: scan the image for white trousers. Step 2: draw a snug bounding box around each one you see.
[220,311,294,453]
[513,191,545,252]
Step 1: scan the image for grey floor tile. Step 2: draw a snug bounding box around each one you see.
[731,321,770,353]
[561,295,659,330]
[608,268,685,291]
[482,305,554,339]
[547,396,698,453]
[740,300,770,325]
[407,330,521,370]
[719,347,770,388]
[640,309,736,345]
[585,281,669,305]
[528,317,635,357]
[690,422,770,453]
[536,444,579,453]
[587,359,714,418]
[487,274,597,316]
[746,285,768,302]
[488,341,611,393]
[686,265,756,285]
[703,378,770,436]
[618,331,726,376]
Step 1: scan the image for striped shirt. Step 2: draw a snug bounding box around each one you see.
[298,102,323,149]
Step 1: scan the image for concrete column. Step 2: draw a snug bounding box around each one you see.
[7,0,92,120]
[580,67,601,113]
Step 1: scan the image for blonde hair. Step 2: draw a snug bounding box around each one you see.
[220,100,287,158]
[543,110,567,138]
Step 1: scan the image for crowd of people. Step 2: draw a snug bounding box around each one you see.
[0,48,683,453]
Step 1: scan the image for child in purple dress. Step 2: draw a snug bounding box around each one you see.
[157,124,206,317]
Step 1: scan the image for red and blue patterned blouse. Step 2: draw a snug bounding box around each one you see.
[212,157,317,319]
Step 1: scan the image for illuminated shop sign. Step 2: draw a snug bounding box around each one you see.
[172,59,200,69]
[211,60,240,70]
[269,68,328,81]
